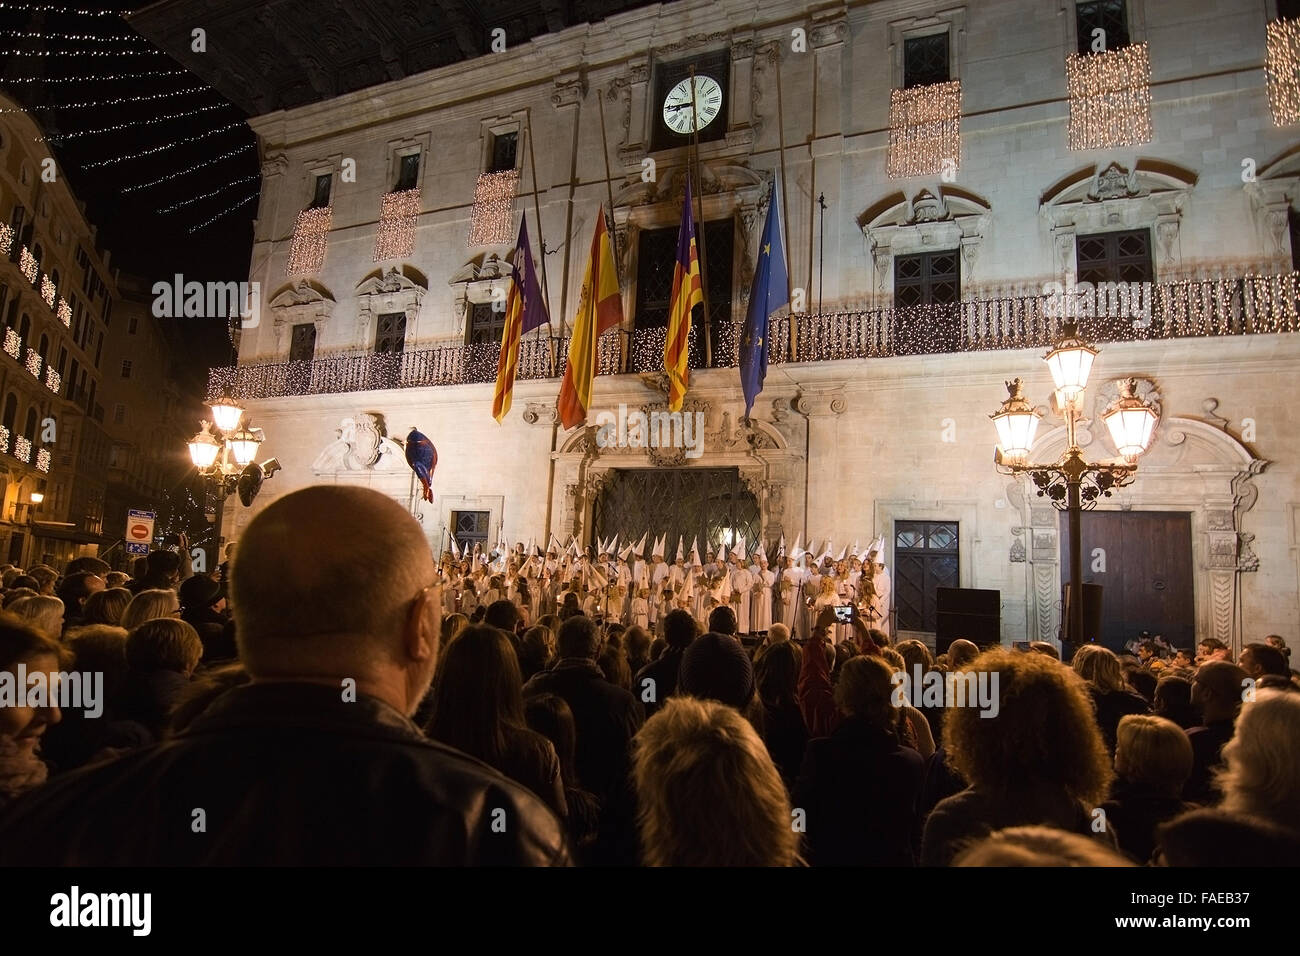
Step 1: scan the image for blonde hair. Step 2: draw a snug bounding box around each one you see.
[9,594,64,638]
[1217,690,1300,832]
[1072,644,1127,693]
[954,825,1134,867]
[1114,714,1192,796]
[633,696,798,866]
[126,618,203,675]
[945,649,1112,807]
[833,655,895,728]
[120,589,180,630]
[83,587,132,626]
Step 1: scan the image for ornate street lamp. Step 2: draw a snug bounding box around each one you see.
[187,396,277,570]
[992,323,1159,655]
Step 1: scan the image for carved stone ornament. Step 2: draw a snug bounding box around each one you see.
[1088,162,1142,201]
[312,412,406,474]
[522,402,557,426]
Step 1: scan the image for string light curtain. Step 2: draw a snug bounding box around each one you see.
[40,276,56,309]
[1267,18,1300,126]
[25,348,41,377]
[373,188,421,261]
[57,299,71,327]
[45,367,60,393]
[287,206,332,276]
[0,425,8,454]
[19,247,37,284]
[467,170,520,246]
[1066,43,1152,150]
[0,222,11,257]
[35,447,50,473]
[887,80,962,179]
[2,328,19,360]
[14,436,31,464]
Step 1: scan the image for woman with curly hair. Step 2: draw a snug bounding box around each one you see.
[921,648,1114,867]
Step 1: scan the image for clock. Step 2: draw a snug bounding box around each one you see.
[662,75,724,135]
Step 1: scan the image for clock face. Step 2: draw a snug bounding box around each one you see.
[662,75,723,135]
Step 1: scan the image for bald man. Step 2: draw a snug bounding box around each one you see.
[0,486,571,866]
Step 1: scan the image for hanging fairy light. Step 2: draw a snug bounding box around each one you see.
[2,328,19,360]
[19,247,37,284]
[467,170,519,246]
[887,80,962,179]
[44,367,60,393]
[5,68,187,86]
[287,206,332,276]
[1267,18,1300,126]
[0,426,8,455]
[373,188,420,261]
[24,348,41,378]
[41,101,229,142]
[157,174,259,214]
[14,436,31,464]
[57,298,71,327]
[90,129,249,171]
[40,275,56,309]
[189,191,259,234]
[0,3,124,16]
[35,448,50,473]
[0,222,11,258]
[1066,43,1152,149]
[0,85,208,114]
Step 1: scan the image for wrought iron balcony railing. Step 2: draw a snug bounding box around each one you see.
[208,272,1300,401]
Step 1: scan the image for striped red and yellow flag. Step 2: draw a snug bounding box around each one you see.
[492,216,548,422]
[557,209,623,429]
[664,175,704,411]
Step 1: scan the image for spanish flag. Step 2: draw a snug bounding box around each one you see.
[664,175,704,411]
[492,215,549,422]
[557,208,622,429]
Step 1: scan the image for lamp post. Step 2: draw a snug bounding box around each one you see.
[187,392,276,570]
[991,323,1159,656]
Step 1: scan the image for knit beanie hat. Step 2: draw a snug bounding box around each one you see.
[679,631,755,709]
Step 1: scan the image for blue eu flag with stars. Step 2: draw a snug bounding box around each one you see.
[740,181,788,418]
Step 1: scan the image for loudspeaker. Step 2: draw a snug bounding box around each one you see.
[1061,582,1103,645]
[935,587,1000,655]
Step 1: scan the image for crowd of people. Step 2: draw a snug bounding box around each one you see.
[0,484,1297,867]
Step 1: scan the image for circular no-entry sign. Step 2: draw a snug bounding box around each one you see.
[129,524,150,540]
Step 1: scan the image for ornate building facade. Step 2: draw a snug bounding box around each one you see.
[143,0,1300,649]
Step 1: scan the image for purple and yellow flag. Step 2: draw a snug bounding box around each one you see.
[664,175,704,412]
[492,216,550,422]
[558,209,623,429]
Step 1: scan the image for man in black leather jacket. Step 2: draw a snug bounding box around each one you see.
[0,485,571,867]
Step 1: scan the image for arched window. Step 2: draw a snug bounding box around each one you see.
[50,269,59,299]
[2,393,16,433]
[37,334,47,362]
[23,407,36,441]
[18,313,29,347]
[31,244,41,274]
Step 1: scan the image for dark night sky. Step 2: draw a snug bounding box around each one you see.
[0,0,257,378]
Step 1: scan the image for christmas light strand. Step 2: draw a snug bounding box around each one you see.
[0,2,122,14]
[3,69,186,85]
[40,275,55,309]
[288,206,332,276]
[0,46,161,57]
[14,436,31,464]
[188,190,259,234]
[89,132,249,171]
[1066,43,1152,149]
[1267,18,1300,126]
[373,189,420,261]
[19,247,37,284]
[467,170,519,246]
[0,223,11,258]
[35,447,50,473]
[2,85,208,114]
[39,101,229,142]
[24,348,41,378]
[887,80,962,179]
[2,328,19,360]
[57,298,71,327]
[156,174,259,214]
[0,28,152,44]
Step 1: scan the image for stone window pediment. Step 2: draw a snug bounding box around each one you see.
[861,186,991,300]
[449,253,514,338]
[355,265,427,352]
[267,279,335,358]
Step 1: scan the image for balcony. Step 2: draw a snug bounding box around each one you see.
[208,271,1300,401]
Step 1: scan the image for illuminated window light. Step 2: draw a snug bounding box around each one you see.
[887,80,962,179]
[35,447,50,472]
[1268,18,1300,126]
[25,348,41,377]
[14,436,31,463]
[467,170,519,246]
[57,298,71,327]
[287,206,332,277]
[373,188,420,261]
[19,246,37,284]
[1066,43,1152,150]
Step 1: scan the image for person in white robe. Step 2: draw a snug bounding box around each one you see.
[728,553,754,635]
[776,557,802,634]
[750,556,775,635]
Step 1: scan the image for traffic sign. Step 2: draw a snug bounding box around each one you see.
[126,509,156,551]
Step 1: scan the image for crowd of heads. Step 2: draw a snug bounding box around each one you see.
[2,485,1298,868]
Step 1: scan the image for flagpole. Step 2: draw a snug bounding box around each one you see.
[772,42,795,362]
[524,108,557,377]
[596,92,628,373]
[689,64,712,369]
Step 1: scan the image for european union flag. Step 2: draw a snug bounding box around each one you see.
[740,181,789,417]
